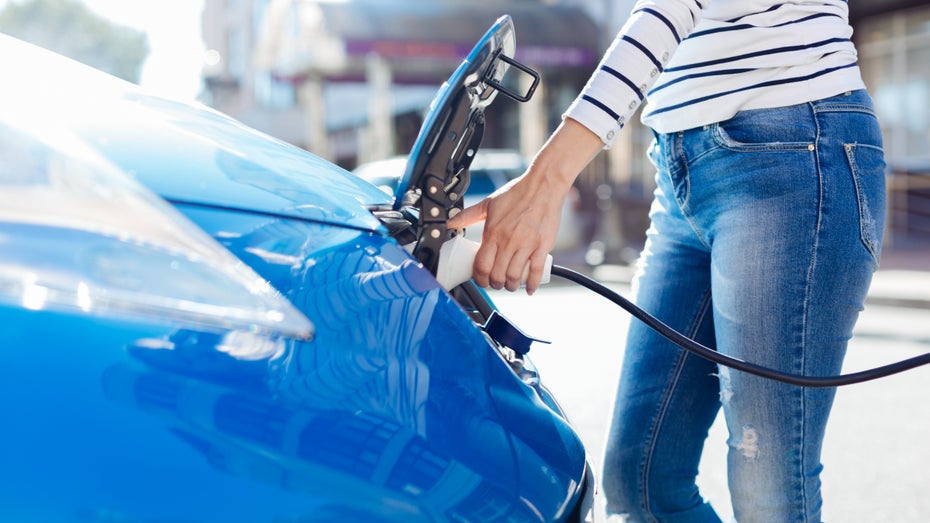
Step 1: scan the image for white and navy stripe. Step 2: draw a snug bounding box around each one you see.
[564,0,865,144]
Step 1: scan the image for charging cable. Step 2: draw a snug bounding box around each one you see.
[551,264,930,387]
[434,236,930,386]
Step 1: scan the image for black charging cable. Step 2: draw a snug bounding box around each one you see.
[551,265,930,387]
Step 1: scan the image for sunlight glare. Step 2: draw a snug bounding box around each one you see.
[80,0,207,100]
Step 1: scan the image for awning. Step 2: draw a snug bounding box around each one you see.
[255,0,600,81]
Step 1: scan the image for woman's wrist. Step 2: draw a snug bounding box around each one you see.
[529,117,605,191]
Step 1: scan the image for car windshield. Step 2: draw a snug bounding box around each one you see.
[0,118,314,340]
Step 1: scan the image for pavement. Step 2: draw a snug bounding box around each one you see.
[862,243,930,309]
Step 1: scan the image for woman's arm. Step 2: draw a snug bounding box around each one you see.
[447,1,706,294]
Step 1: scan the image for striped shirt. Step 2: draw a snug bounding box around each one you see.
[563,0,865,144]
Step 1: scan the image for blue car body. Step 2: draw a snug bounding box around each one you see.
[0,16,592,523]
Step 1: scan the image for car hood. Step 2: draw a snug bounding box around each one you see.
[0,34,392,232]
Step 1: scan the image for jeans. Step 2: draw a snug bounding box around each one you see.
[602,90,886,523]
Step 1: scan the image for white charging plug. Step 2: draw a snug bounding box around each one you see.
[435,235,552,290]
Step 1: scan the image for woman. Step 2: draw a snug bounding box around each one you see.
[448,1,886,521]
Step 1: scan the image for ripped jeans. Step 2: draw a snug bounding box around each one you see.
[602,90,886,523]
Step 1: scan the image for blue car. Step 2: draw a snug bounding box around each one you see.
[0,16,594,523]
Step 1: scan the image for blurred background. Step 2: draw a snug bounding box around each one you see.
[2,0,928,268]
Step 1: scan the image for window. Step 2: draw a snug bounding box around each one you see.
[251,0,296,108]
[858,6,930,167]
[227,27,247,79]
[858,6,930,240]
[253,71,296,109]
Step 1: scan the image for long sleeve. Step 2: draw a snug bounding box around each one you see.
[563,0,863,144]
[563,0,706,146]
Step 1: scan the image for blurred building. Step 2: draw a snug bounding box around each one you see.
[201,0,600,169]
[851,1,930,245]
[200,0,930,259]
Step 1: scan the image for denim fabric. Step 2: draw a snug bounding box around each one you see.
[602,90,886,523]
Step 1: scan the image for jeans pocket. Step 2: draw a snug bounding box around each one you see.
[844,143,886,262]
[711,105,815,152]
[713,124,813,151]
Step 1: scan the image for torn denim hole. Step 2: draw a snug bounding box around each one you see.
[737,425,760,461]
[716,366,733,406]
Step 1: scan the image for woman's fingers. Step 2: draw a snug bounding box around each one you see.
[471,240,497,289]
[447,198,487,230]
[522,251,551,295]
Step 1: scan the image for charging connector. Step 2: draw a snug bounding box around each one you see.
[435,236,552,290]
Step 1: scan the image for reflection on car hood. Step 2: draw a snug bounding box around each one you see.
[0,215,587,523]
[0,34,393,232]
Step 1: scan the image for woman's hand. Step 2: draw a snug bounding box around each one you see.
[448,169,566,293]
[447,118,604,294]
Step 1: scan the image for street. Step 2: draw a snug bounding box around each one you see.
[490,277,930,522]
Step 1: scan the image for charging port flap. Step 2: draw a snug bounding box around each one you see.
[483,310,550,355]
